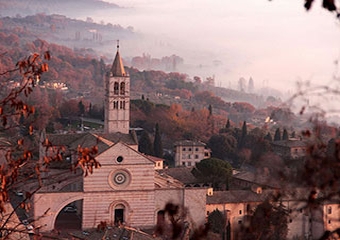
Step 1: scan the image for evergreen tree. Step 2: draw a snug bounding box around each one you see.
[88,103,92,116]
[282,128,289,140]
[248,77,254,93]
[242,121,247,138]
[264,132,273,142]
[208,104,213,116]
[153,123,163,158]
[192,158,232,190]
[138,130,154,155]
[207,209,226,236]
[241,200,288,240]
[226,119,231,129]
[239,121,247,148]
[208,134,237,161]
[274,128,281,141]
[78,100,85,116]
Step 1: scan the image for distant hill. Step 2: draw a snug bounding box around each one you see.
[0,0,119,18]
[0,12,139,59]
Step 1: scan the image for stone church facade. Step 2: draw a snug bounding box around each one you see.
[32,45,207,232]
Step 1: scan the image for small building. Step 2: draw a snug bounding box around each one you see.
[206,189,273,240]
[271,139,308,159]
[174,140,211,167]
[144,154,164,170]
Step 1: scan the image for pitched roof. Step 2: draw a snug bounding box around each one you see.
[158,167,200,184]
[144,154,164,163]
[46,132,137,155]
[173,140,206,147]
[232,171,282,189]
[207,189,274,204]
[154,171,184,188]
[271,139,308,148]
[110,50,126,77]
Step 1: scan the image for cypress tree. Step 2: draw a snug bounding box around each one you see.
[274,128,281,141]
[153,123,163,158]
[239,121,247,148]
[138,130,154,155]
[89,103,92,116]
[78,100,85,116]
[282,129,289,140]
[208,104,213,116]
[242,121,247,138]
[226,119,231,129]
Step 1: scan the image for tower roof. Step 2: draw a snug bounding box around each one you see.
[110,43,126,77]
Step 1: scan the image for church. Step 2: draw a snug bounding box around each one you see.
[32,44,207,232]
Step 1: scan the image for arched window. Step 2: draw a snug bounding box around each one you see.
[120,82,125,95]
[118,101,125,110]
[113,101,119,109]
[328,206,332,214]
[114,82,119,95]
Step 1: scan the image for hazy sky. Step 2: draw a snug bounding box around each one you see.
[96,0,340,93]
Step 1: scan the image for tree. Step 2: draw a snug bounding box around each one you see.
[248,77,254,93]
[238,77,246,92]
[0,51,101,238]
[207,209,226,236]
[226,119,231,129]
[244,128,272,164]
[208,104,213,116]
[239,120,247,148]
[153,123,163,158]
[303,0,338,14]
[138,130,154,155]
[274,128,281,141]
[208,134,237,162]
[191,158,232,190]
[241,200,288,240]
[78,100,85,116]
[59,99,80,118]
[282,128,289,140]
[290,131,296,139]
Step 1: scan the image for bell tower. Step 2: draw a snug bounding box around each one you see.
[104,41,130,134]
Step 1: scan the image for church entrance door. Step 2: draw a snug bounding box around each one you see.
[114,204,125,225]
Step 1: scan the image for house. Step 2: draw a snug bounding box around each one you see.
[32,44,207,234]
[207,189,272,239]
[174,140,211,167]
[144,154,164,170]
[271,139,308,159]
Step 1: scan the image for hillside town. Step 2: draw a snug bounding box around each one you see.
[0,44,338,240]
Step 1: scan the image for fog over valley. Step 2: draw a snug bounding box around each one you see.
[96,0,340,94]
[1,0,340,114]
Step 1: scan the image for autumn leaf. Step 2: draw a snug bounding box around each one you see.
[322,0,336,11]
[41,63,49,72]
[29,125,33,135]
[304,0,314,10]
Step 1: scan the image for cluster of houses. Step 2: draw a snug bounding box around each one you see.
[7,45,340,240]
